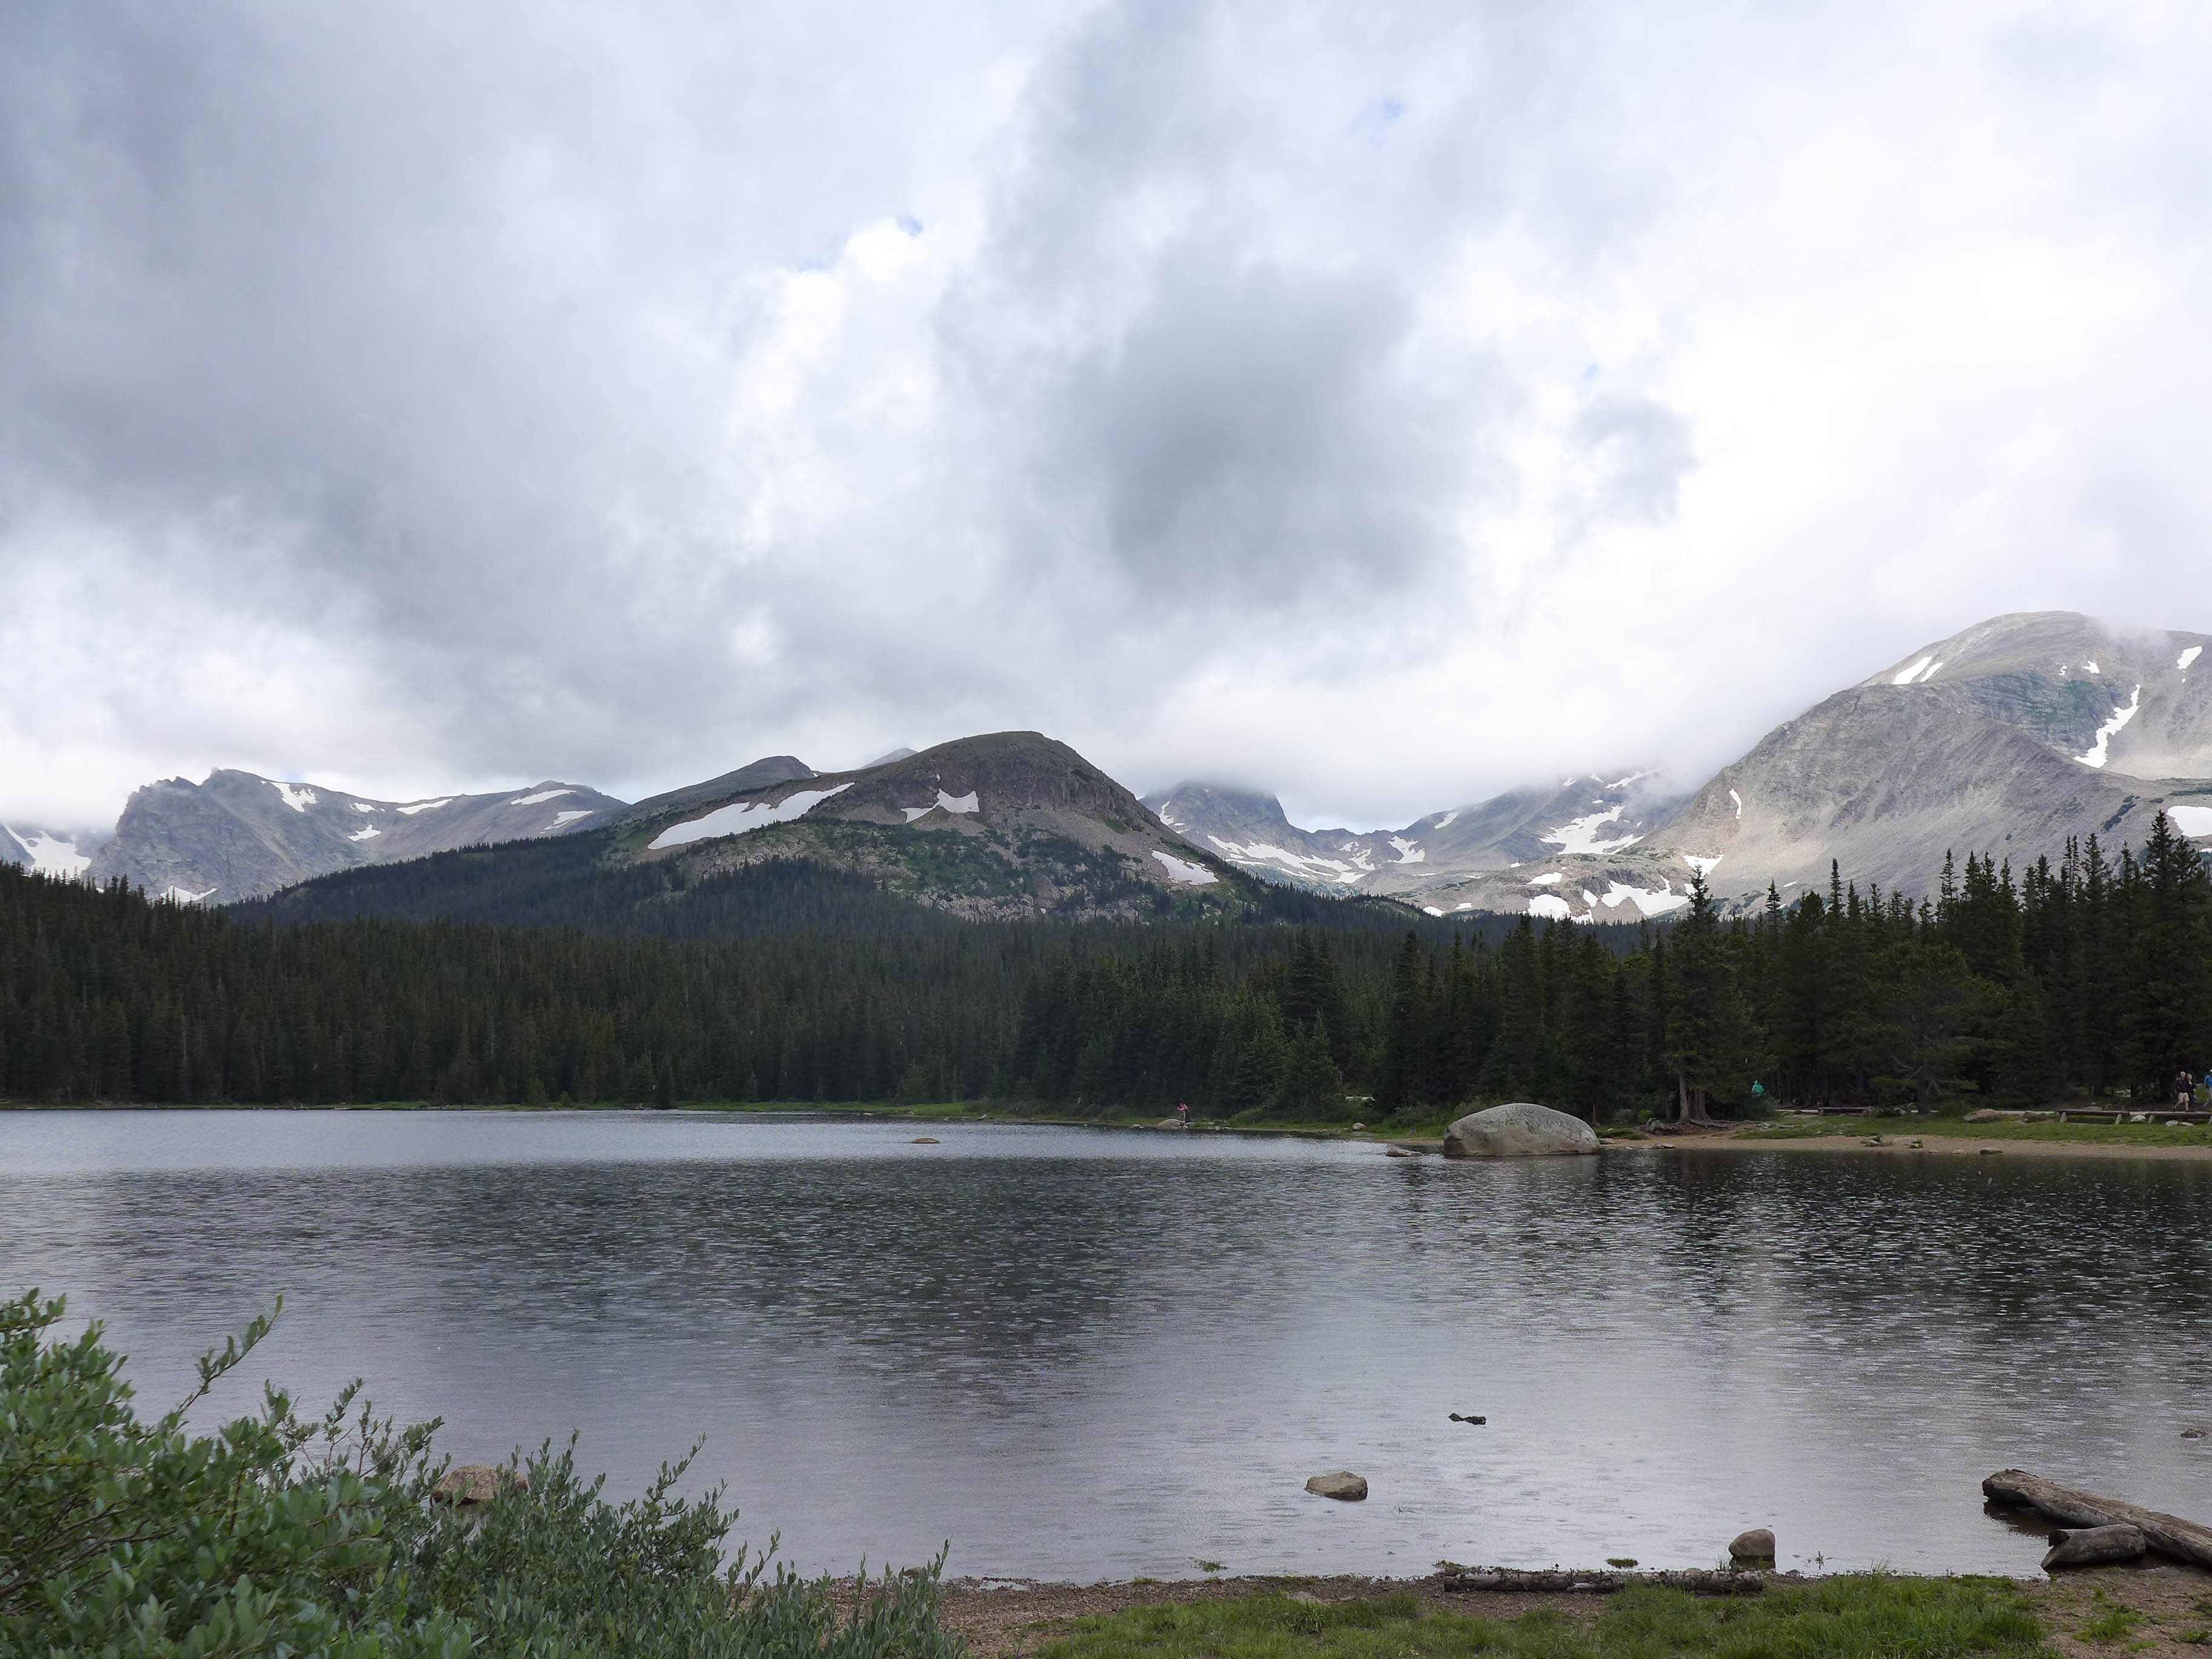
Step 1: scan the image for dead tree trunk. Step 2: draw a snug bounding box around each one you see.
[1983,1470,2212,1570]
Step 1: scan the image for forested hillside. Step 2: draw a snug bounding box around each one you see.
[3,819,2207,1116]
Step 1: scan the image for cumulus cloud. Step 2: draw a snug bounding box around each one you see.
[3,0,2211,830]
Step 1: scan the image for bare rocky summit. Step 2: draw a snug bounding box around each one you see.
[1148,611,2212,922]
[1652,611,2212,910]
[87,770,628,903]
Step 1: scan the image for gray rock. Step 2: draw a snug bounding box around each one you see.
[1442,1103,1600,1159]
[1728,1527,1775,1562]
[1305,1470,1368,1501]
[2042,1524,2146,1570]
[432,1463,523,1508]
[1287,1591,1323,1606]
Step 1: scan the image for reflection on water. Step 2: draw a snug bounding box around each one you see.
[4,1110,2210,1578]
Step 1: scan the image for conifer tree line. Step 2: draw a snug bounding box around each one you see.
[0,860,1531,1111]
[4,817,2207,1114]
[1372,813,2212,1118]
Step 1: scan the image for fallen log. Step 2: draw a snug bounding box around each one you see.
[1983,1470,2212,1570]
[2042,1525,2147,1571]
[1438,1569,1765,1596]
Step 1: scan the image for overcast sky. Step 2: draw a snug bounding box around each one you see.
[5,0,2211,833]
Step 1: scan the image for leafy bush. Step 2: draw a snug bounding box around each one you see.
[0,1290,961,1658]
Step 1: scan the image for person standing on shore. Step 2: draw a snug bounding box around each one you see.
[1177,1102,1190,1128]
[2177,1070,2196,1111]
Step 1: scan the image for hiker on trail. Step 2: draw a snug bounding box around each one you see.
[2177,1070,2197,1111]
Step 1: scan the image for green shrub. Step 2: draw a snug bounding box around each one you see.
[0,1290,960,1658]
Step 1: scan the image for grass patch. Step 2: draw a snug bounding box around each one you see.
[2076,1603,2143,1643]
[1037,1577,2051,1658]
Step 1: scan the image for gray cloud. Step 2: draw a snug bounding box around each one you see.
[4,0,2212,830]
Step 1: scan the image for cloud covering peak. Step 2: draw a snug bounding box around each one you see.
[5,0,2211,829]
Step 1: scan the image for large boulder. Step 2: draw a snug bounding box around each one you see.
[1729,1527,1776,1563]
[1442,1103,1599,1159]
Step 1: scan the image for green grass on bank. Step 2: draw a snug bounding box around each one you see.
[1741,1113,2212,1149]
[1039,1578,2052,1659]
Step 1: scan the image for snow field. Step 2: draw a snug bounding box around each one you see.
[1151,852,1218,886]
[1541,803,1643,856]
[5,829,91,878]
[648,783,853,850]
[2075,684,2142,768]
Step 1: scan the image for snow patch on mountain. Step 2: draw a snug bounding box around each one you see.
[900,789,982,822]
[2181,646,2204,674]
[270,782,317,813]
[1527,872,1563,886]
[161,885,217,904]
[510,788,572,806]
[1600,879,1691,917]
[1683,853,1723,876]
[649,783,853,849]
[1431,810,1459,828]
[1207,837,1375,883]
[2171,805,2212,839]
[348,826,381,842]
[1388,836,1425,864]
[2076,684,2142,768]
[397,798,454,816]
[1893,655,1935,685]
[1528,894,1572,919]
[549,810,593,827]
[1542,805,1643,855]
[1152,852,1218,885]
[1729,789,1743,818]
[6,828,91,877]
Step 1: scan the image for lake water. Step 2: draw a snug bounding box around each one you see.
[4,1109,2210,1581]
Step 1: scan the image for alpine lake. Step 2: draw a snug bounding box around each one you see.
[5,1108,2209,1581]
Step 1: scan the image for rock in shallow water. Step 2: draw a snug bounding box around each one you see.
[1441,1102,1599,1159]
[1305,1470,1368,1501]
[1728,1527,1775,1562]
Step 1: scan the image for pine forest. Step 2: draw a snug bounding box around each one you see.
[2,815,2208,1119]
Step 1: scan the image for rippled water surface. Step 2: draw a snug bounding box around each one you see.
[5,1109,2211,1579]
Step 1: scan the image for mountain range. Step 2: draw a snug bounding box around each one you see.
[1147,611,2212,919]
[11,610,2212,920]
[0,771,625,902]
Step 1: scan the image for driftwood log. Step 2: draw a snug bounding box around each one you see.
[1983,1470,2212,1570]
[2042,1525,2147,1571]
[1438,1569,1765,1596]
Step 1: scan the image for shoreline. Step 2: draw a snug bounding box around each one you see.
[926,1561,2212,1656]
[12,1099,2212,1162]
[1635,1122,2212,1162]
